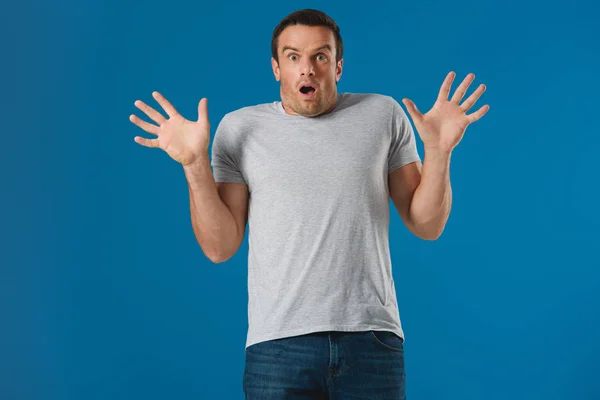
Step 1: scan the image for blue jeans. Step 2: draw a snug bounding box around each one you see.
[243,330,406,399]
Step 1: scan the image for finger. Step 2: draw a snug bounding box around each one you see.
[129,114,160,135]
[437,71,456,101]
[401,98,423,123]
[450,73,475,104]
[461,84,486,111]
[134,99,167,125]
[152,91,179,118]
[133,135,161,148]
[467,104,490,124]
[198,97,208,122]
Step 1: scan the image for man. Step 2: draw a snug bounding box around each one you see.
[129,8,488,399]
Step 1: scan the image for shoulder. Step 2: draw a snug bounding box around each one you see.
[213,100,281,145]
[338,92,403,116]
[220,101,281,125]
[340,92,401,109]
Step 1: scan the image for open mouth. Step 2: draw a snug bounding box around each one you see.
[299,85,317,95]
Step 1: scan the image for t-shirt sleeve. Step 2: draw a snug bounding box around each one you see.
[210,115,247,184]
[388,98,422,174]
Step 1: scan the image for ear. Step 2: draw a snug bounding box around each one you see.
[335,58,344,82]
[271,57,280,82]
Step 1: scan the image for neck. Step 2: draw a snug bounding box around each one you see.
[281,92,339,117]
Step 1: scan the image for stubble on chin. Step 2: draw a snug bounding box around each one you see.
[287,96,330,117]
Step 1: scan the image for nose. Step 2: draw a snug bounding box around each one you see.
[300,60,315,77]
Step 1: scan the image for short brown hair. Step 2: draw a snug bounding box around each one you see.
[271,9,344,64]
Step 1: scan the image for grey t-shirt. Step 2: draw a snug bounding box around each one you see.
[210,92,421,349]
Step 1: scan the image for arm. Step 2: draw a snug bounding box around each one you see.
[129,93,249,262]
[392,71,489,239]
[389,148,452,241]
[184,156,248,263]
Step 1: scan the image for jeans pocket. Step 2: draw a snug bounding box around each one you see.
[369,330,404,352]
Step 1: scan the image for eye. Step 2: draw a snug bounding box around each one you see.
[316,54,327,61]
[288,54,298,61]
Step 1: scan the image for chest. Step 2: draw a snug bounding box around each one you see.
[241,119,391,195]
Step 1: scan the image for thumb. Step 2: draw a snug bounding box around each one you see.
[402,98,422,122]
[197,98,208,122]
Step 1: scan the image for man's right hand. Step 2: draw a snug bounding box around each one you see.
[130,91,210,166]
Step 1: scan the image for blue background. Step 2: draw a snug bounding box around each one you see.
[3,0,599,398]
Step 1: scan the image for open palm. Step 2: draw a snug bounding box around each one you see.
[129,91,211,166]
[402,72,489,153]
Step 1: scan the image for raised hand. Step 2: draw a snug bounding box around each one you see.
[402,71,489,153]
[130,91,210,166]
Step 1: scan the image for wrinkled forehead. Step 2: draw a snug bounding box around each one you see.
[278,25,335,55]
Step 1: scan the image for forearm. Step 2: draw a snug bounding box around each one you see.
[409,148,453,240]
[183,156,238,262]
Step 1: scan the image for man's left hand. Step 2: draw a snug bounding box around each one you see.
[402,71,490,153]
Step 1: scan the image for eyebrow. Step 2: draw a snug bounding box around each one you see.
[281,44,332,54]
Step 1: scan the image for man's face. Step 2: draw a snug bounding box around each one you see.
[271,24,343,117]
